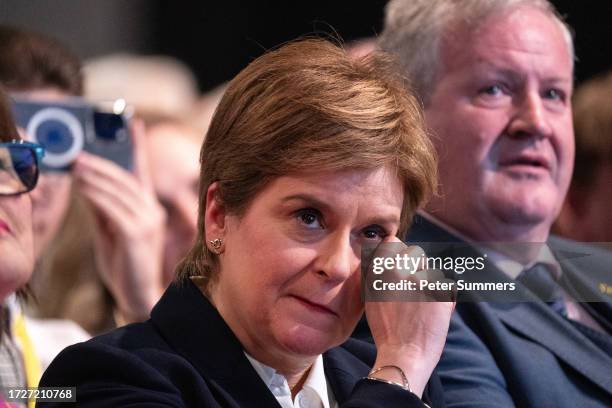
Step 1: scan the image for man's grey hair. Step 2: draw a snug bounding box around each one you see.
[379,0,574,105]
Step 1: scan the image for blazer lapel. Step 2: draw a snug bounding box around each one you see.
[474,250,612,396]
[323,346,370,403]
[493,300,612,396]
[550,241,612,334]
[151,281,281,408]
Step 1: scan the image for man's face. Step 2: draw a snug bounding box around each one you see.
[424,6,574,242]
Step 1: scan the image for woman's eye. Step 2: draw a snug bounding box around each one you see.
[296,209,323,229]
[362,226,387,241]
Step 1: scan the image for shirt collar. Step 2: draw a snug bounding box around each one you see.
[484,244,561,280]
[418,211,562,280]
[245,352,330,408]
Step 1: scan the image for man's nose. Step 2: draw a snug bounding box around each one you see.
[315,232,360,283]
[508,91,553,139]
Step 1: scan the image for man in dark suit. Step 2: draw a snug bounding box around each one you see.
[375,0,612,406]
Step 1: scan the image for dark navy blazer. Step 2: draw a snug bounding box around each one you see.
[406,215,612,408]
[39,280,444,407]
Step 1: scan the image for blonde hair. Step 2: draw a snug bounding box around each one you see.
[176,39,437,293]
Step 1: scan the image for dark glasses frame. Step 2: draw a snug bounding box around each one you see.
[0,140,45,196]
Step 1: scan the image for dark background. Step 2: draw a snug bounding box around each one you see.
[0,0,610,92]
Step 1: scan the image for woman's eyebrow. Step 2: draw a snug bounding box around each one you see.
[282,194,331,211]
[282,194,400,225]
[364,215,401,227]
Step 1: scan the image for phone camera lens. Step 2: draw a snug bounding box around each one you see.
[36,120,74,154]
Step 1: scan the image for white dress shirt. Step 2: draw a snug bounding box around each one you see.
[245,353,337,408]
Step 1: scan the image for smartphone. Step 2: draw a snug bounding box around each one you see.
[11,96,134,172]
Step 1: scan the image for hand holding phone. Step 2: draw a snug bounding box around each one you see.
[73,119,167,323]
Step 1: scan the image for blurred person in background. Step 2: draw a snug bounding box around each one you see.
[0,25,167,337]
[39,38,452,408]
[84,53,210,283]
[83,54,199,123]
[0,85,44,407]
[554,71,612,244]
[145,120,200,284]
[188,82,226,134]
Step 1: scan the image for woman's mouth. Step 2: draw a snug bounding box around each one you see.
[290,295,338,316]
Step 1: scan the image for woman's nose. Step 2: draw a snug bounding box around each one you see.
[315,232,360,282]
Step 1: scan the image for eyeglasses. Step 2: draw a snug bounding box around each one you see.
[0,140,45,196]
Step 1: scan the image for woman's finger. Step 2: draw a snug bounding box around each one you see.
[74,152,145,202]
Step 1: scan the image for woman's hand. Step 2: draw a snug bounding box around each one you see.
[73,119,167,324]
[365,237,455,398]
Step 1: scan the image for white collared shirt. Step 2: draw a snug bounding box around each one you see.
[245,353,337,408]
[418,211,604,332]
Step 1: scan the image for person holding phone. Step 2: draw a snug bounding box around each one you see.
[39,39,453,407]
[0,25,168,336]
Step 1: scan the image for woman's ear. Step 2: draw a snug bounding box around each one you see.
[204,182,226,242]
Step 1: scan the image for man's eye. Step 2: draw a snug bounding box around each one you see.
[480,84,504,96]
[296,209,323,229]
[543,88,565,101]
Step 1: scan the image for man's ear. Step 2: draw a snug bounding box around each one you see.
[204,182,226,242]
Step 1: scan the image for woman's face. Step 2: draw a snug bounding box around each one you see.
[0,182,34,300]
[208,166,403,359]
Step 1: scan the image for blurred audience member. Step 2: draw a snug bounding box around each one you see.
[0,26,82,261]
[188,82,226,134]
[84,54,198,122]
[145,120,201,283]
[0,85,43,406]
[555,71,612,243]
[0,26,167,335]
[85,53,211,291]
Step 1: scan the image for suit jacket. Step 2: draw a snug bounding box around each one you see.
[404,215,612,408]
[38,280,444,407]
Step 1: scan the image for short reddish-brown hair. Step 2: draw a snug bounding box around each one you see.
[176,39,437,292]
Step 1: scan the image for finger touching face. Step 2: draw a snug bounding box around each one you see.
[208,166,404,359]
